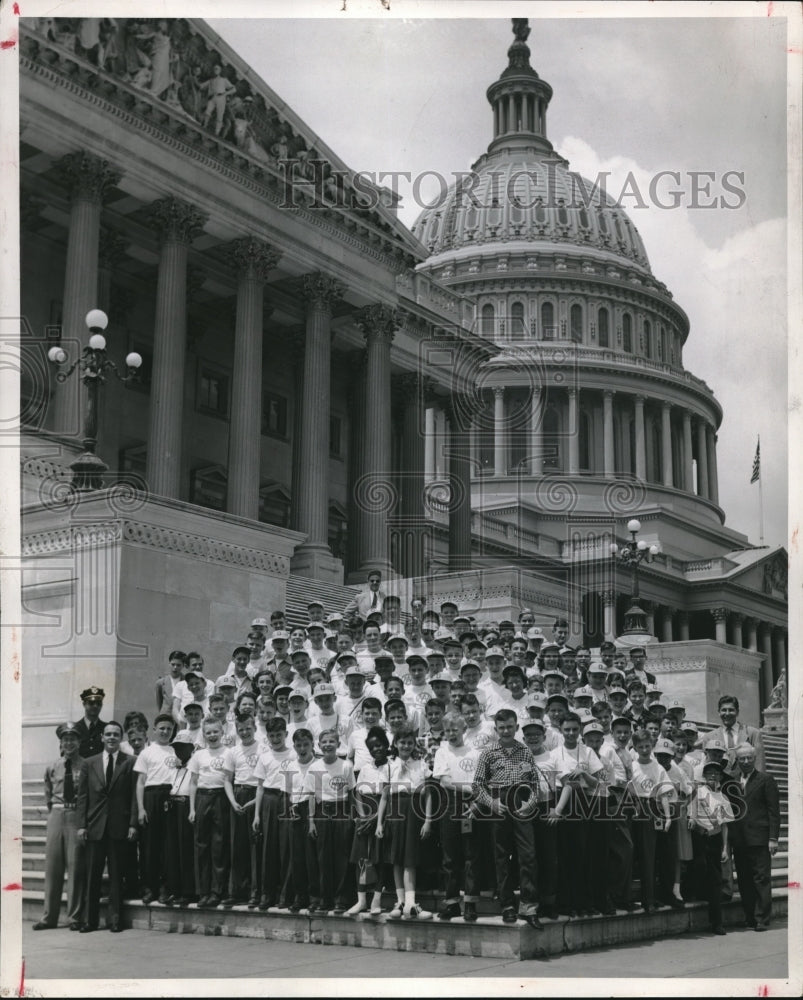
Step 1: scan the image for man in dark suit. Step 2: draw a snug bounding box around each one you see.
[727,744,780,931]
[76,720,138,932]
[73,686,108,759]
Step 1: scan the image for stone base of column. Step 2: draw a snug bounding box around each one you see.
[761,707,787,732]
[290,544,344,584]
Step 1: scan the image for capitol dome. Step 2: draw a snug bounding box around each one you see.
[411,155,653,276]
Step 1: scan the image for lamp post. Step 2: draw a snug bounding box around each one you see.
[609,518,660,637]
[48,309,142,491]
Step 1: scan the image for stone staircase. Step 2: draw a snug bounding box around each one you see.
[284,575,359,629]
[20,731,790,958]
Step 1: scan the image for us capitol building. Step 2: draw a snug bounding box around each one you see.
[18,16,787,765]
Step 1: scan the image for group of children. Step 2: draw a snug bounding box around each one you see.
[42,603,745,932]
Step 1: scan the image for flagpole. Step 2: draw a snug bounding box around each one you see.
[758,435,764,543]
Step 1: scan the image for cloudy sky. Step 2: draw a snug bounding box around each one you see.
[207,5,791,551]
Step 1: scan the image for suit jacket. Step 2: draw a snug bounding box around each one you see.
[727,768,781,848]
[343,588,386,619]
[73,716,108,759]
[708,722,765,772]
[76,751,138,841]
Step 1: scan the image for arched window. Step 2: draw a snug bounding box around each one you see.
[510,301,525,340]
[598,307,610,348]
[541,301,555,340]
[622,313,633,352]
[558,204,568,226]
[570,304,583,343]
[481,303,495,338]
[644,319,652,358]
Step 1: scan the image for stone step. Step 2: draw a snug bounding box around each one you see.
[20,890,789,960]
[285,575,359,629]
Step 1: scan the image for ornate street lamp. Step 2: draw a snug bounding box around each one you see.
[609,518,660,637]
[48,309,142,492]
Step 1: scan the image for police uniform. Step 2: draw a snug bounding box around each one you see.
[33,723,87,930]
[74,687,108,759]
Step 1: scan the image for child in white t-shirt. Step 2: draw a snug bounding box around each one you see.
[187,718,230,908]
[306,729,355,914]
[134,713,177,905]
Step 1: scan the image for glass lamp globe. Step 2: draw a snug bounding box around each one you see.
[609,543,619,554]
[637,540,647,551]
[125,352,143,369]
[649,544,659,555]
[88,333,107,351]
[85,309,108,331]
[627,519,641,533]
[47,346,67,364]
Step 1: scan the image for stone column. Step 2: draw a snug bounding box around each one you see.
[645,602,655,637]
[634,395,646,481]
[682,410,694,493]
[661,605,674,643]
[493,386,506,476]
[51,153,121,438]
[424,407,436,483]
[745,617,758,652]
[772,628,786,684]
[226,238,280,520]
[603,390,615,476]
[677,609,690,641]
[661,402,673,487]
[707,427,720,506]
[394,373,428,580]
[445,397,472,571]
[568,388,579,474]
[344,348,367,578]
[711,607,728,644]
[291,273,345,579]
[145,197,207,499]
[730,612,744,649]
[759,624,774,705]
[696,419,709,498]
[530,386,544,475]
[507,94,516,133]
[353,303,397,577]
[601,590,617,642]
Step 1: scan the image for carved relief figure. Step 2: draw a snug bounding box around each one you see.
[200,64,237,136]
[135,21,172,99]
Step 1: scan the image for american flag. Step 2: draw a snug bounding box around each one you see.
[750,439,760,484]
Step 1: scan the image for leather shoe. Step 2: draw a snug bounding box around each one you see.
[69,921,82,931]
[32,921,55,930]
[79,924,97,933]
[108,922,123,933]
[755,924,769,932]
[463,902,477,923]
[438,902,462,921]
[501,907,517,924]
[711,926,726,936]
[521,913,544,931]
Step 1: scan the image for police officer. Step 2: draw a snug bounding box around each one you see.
[33,723,87,930]
[74,687,107,759]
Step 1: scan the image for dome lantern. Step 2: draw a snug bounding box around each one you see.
[486,19,554,155]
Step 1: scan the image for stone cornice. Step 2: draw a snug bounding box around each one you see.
[19,36,418,275]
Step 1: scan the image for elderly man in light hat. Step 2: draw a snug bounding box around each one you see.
[33,723,88,930]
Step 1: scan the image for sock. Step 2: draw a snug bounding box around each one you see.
[404,890,415,908]
[396,888,405,904]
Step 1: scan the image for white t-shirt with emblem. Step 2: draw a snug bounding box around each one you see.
[463,720,496,752]
[432,742,480,789]
[187,746,228,788]
[304,757,355,803]
[550,743,604,789]
[223,741,265,787]
[253,746,296,792]
[134,742,180,786]
[629,757,675,799]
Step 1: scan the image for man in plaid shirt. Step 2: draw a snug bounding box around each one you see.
[469,708,546,929]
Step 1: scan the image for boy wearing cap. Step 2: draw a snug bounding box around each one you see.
[689,760,734,934]
[286,690,311,740]
[429,673,453,711]
[308,683,350,749]
[545,694,569,751]
[135,714,178,905]
[33,723,88,930]
[547,712,603,917]
[336,663,369,722]
[403,656,434,716]
[682,723,704,767]
[586,662,609,702]
[693,737,728,782]
[478,647,508,700]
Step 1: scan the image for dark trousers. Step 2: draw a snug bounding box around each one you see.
[588,799,613,912]
[693,831,724,929]
[439,790,479,904]
[194,788,230,898]
[229,785,259,902]
[556,793,591,912]
[84,835,128,929]
[490,810,538,916]
[283,800,315,908]
[165,796,195,900]
[141,784,171,896]
[733,842,773,928]
[313,801,352,909]
[259,789,291,905]
[607,788,634,907]
[531,801,557,906]
[632,800,658,908]
[654,825,676,904]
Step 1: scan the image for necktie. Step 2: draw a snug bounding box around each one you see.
[726,728,735,750]
[105,752,115,787]
[371,591,378,610]
[63,758,75,804]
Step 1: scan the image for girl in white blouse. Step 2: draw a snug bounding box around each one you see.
[346,726,391,916]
